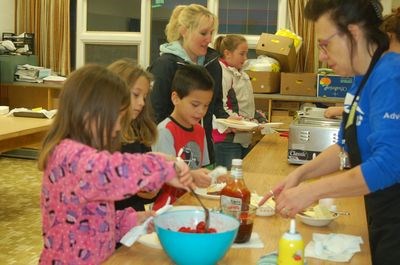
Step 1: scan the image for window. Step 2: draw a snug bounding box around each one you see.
[85,44,138,66]
[87,0,141,32]
[218,0,279,35]
[76,0,287,68]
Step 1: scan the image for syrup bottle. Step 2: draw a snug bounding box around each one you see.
[220,159,252,243]
[278,219,304,265]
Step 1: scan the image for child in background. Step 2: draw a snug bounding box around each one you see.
[152,64,213,209]
[108,58,160,212]
[380,6,400,53]
[37,64,193,264]
[212,34,267,169]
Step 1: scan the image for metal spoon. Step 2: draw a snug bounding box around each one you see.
[189,186,210,231]
[330,210,350,216]
[177,148,210,231]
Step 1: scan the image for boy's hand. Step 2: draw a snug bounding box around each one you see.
[191,168,212,188]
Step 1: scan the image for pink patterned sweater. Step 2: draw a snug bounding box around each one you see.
[39,139,175,264]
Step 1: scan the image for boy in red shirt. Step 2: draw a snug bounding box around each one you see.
[152,64,214,208]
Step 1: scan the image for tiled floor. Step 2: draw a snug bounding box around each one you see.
[0,157,42,264]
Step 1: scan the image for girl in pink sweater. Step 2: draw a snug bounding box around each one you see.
[37,64,193,264]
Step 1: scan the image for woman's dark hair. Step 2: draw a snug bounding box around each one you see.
[305,0,389,55]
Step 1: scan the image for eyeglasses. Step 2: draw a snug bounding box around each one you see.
[318,32,339,54]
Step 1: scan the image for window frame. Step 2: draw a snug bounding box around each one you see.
[76,0,288,68]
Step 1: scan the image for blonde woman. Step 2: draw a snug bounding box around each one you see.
[149,4,223,165]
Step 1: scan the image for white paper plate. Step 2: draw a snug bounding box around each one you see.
[258,122,284,128]
[137,205,202,249]
[193,187,222,200]
[216,118,259,130]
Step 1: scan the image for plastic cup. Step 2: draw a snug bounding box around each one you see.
[224,205,256,243]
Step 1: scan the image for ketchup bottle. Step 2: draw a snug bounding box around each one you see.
[220,159,252,243]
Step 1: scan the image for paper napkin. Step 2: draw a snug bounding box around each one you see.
[120,198,172,247]
[305,233,363,262]
[232,232,264,249]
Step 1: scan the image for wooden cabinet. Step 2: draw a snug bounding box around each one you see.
[254,93,344,127]
[0,82,62,110]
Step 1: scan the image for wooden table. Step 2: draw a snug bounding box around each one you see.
[0,115,52,152]
[104,134,371,265]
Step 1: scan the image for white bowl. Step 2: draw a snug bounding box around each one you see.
[297,212,338,227]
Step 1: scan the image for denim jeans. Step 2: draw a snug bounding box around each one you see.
[213,142,250,170]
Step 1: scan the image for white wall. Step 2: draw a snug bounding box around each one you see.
[0,0,15,36]
[393,0,400,8]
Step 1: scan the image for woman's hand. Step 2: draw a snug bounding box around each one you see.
[324,106,343,118]
[191,168,212,188]
[258,171,303,206]
[275,184,317,218]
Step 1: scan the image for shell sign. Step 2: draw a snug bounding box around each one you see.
[317,74,353,98]
[319,77,332,86]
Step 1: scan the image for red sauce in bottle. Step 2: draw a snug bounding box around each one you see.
[220,159,252,243]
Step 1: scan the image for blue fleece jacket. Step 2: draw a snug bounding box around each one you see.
[337,52,400,192]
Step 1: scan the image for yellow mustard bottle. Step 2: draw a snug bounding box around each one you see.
[278,219,304,265]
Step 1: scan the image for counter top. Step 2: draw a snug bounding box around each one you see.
[103,134,371,265]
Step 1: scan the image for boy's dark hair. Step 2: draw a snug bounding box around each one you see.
[171,64,214,98]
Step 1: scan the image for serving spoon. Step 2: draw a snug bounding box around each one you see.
[177,148,210,231]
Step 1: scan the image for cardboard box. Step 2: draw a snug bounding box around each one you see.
[246,70,280,93]
[280,72,316,96]
[317,74,353,98]
[256,33,297,72]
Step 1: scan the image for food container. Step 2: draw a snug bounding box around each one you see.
[296,212,339,227]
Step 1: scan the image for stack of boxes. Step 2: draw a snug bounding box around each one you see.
[250,32,353,129]
[254,33,302,128]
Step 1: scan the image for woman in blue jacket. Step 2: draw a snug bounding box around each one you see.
[260,1,400,264]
